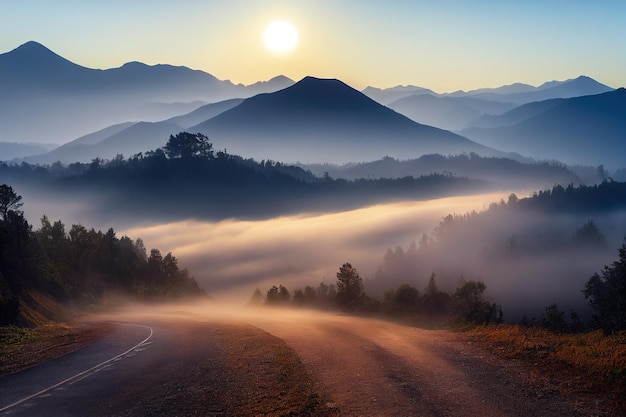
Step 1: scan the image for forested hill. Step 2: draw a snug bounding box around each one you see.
[0,184,206,326]
[0,133,491,222]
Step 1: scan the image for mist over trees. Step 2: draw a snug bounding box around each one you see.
[256,264,502,327]
[3,132,623,226]
[0,132,493,223]
[0,184,205,325]
[371,182,626,322]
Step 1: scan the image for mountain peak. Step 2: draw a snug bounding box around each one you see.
[0,40,85,72]
[291,76,355,94]
[4,40,58,60]
[296,76,344,85]
[14,40,49,51]
[274,76,381,110]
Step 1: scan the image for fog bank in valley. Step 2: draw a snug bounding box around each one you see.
[123,188,626,321]
[122,194,507,302]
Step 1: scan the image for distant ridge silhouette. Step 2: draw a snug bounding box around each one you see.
[461,88,626,168]
[0,41,294,143]
[365,75,613,106]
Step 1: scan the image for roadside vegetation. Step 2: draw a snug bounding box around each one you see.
[0,183,206,327]
[465,325,626,413]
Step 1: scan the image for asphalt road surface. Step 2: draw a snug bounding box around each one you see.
[0,320,231,416]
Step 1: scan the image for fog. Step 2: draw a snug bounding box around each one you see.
[121,194,507,302]
[19,187,625,322]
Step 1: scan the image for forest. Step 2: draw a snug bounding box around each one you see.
[0,184,205,326]
[1,133,493,222]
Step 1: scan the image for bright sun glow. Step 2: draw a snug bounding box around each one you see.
[263,21,298,53]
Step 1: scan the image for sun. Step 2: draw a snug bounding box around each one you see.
[263,21,298,53]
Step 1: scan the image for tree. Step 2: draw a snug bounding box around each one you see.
[422,273,451,316]
[572,220,606,248]
[0,184,23,221]
[541,304,568,333]
[265,285,290,305]
[163,132,214,159]
[304,285,317,303]
[247,288,264,305]
[453,280,500,324]
[394,284,419,312]
[293,288,305,304]
[336,263,364,310]
[316,282,336,306]
[583,239,626,333]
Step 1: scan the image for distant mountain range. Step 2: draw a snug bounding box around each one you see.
[364,76,614,131]
[460,88,626,168]
[0,41,293,143]
[449,76,613,104]
[386,95,482,131]
[0,142,58,160]
[17,76,626,169]
[24,76,499,165]
[1,40,623,170]
[365,76,613,106]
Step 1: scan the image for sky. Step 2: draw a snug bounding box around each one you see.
[2,0,625,92]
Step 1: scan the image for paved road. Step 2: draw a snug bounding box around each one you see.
[0,320,229,417]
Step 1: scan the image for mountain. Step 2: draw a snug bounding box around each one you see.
[446,96,517,116]
[24,96,251,164]
[361,85,437,105]
[460,89,626,168]
[164,98,244,128]
[452,76,613,104]
[243,75,295,96]
[191,77,497,163]
[386,94,481,131]
[0,41,293,143]
[467,98,566,129]
[68,122,138,147]
[448,82,537,96]
[0,142,58,161]
[27,122,181,164]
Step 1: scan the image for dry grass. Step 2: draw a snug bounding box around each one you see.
[0,322,115,374]
[464,324,626,413]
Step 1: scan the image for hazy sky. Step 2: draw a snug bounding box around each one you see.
[2,1,625,92]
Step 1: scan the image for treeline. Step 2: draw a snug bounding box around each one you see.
[0,184,205,325]
[252,240,626,335]
[300,152,585,188]
[511,181,626,213]
[249,263,503,327]
[0,132,490,221]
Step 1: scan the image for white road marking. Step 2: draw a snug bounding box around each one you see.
[0,324,153,413]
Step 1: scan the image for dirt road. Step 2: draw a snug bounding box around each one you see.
[247,309,598,417]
